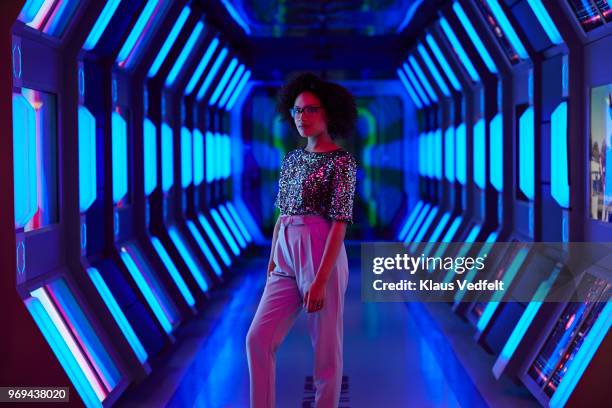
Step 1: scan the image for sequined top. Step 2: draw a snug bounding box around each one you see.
[274,147,357,223]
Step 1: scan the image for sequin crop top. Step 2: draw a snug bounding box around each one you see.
[274,147,357,223]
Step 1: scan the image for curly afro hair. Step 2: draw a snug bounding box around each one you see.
[276,72,357,139]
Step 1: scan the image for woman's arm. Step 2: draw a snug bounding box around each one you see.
[267,215,282,277]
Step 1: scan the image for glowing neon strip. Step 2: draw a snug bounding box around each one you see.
[181,127,193,188]
[526,0,562,45]
[19,0,46,24]
[219,64,245,109]
[439,17,480,82]
[442,224,481,283]
[26,0,54,30]
[196,47,228,101]
[25,297,103,407]
[485,0,529,59]
[445,127,455,182]
[519,107,534,200]
[226,202,252,242]
[210,208,240,255]
[205,131,213,183]
[397,68,423,108]
[150,237,195,306]
[454,231,497,303]
[13,93,38,228]
[417,44,450,96]
[197,214,232,267]
[413,206,439,244]
[43,0,81,36]
[83,0,121,50]
[415,212,450,254]
[473,118,485,189]
[551,102,569,208]
[455,122,466,185]
[209,57,238,106]
[116,0,159,67]
[219,205,246,248]
[166,21,204,87]
[185,38,220,95]
[30,287,107,401]
[78,106,97,212]
[161,122,173,192]
[119,250,173,334]
[403,62,430,105]
[187,220,222,276]
[398,201,424,241]
[220,0,251,34]
[148,6,190,77]
[169,227,209,292]
[434,129,443,179]
[226,70,251,110]
[453,2,497,73]
[193,129,204,185]
[425,34,461,91]
[143,117,157,196]
[87,267,148,363]
[489,113,503,192]
[111,111,128,203]
[442,216,462,242]
[404,203,431,243]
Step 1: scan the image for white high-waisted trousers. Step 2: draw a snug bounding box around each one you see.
[246,214,349,408]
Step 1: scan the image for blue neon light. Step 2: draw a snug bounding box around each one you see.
[187,221,222,277]
[196,47,229,101]
[456,123,466,185]
[78,106,97,212]
[220,0,251,34]
[83,0,121,50]
[219,64,245,109]
[453,2,497,73]
[485,0,529,59]
[161,123,173,193]
[473,119,485,189]
[489,113,503,192]
[18,0,45,23]
[193,129,204,185]
[466,225,481,243]
[205,131,213,183]
[442,215,462,242]
[417,44,450,96]
[219,205,247,248]
[398,201,424,241]
[181,127,193,188]
[454,231,498,302]
[185,37,220,95]
[13,93,37,228]
[169,227,209,293]
[87,267,148,363]
[116,0,158,67]
[404,203,431,243]
[197,214,232,267]
[226,202,252,242]
[111,112,128,204]
[119,250,173,334]
[143,118,157,196]
[519,107,534,200]
[223,134,231,178]
[551,102,569,208]
[226,70,251,110]
[439,17,480,82]
[418,134,424,175]
[526,0,563,45]
[441,223,480,283]
[408,56,438,102]
[148,6,190,78]
[209,58,238,106]
[210,208,240,255]
[425,34,461,91]
[434,129,443,179]
[413,207,439,244]
[403,63,430,106]
[150,237,195,307]
[397,68,423,109]
[550,302,612,408]
[166,21,204,87]
[417,212,451,256]
[444,127,455,182]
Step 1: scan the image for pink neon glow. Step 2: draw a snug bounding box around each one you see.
[45,285,114,393]
[28,0,56,30]
[120,0,166,69]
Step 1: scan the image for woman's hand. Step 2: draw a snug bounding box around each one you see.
[304,278,327,313]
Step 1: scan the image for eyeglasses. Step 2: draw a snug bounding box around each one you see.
[289,105,322,118]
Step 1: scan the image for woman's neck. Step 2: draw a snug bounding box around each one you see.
[305,134,337,152]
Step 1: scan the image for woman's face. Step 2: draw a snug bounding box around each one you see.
[292,91,327,138]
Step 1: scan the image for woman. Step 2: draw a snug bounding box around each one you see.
[246,72,358,408]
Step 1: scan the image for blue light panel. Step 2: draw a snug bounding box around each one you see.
[219,204,246,247]
[526,0,563,45]
[150,237,195,307]
[193,129,204,185]
[181,127,193,188]
[196,47,229,101]
[452,2,498,73]
[210,208,240,255]
[186,221,222,277]
[78,106,97,212]
[551,102,569,208]
[226,201,252,242]
[434,129,443,179]
[403,63,430,106]
[439,17,480,82]
[205,131,214,183]
[408,56,438,103]
[519,107,534,200]
[111,112,128,204]
[444,127,455,182]
[455,123,466,185]
[209,57,238,106]
[83,0,121,50]
[116,0,161,69]
[485,0,529,59]
[13,93,37,228]
[413,207,439,244]
[226,70,251,110]
[197,214,232,267]
[397,68,423,109]
[87,267,148,363]
[398,201,424,241]
[185,37,220,95]
[220,0,251,34]
[222,134,231,178]
[404,203,431,243]
[442,216,462,242]
[425,34,461,91]
[219,64,245,109]
[165,21,204,87]
[417,44,450,96]
[441,223,480,283]
[143,118,157,196]
[489,113,503,192]
[18,0,45,24]
[148,6,190,77]
[473,118,485,189]
[416,212,451,256]
[161,122,174,193]
[168,227,209,293]
[418,134,425,176]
